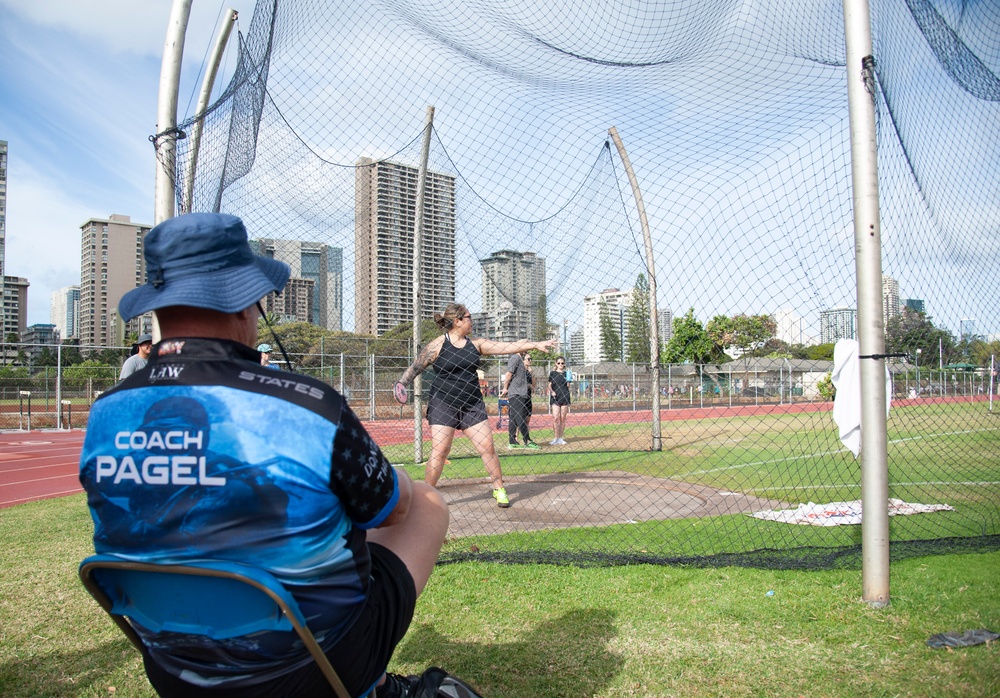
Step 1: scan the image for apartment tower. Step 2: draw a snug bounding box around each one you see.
[480,250,546,342]
[51,285,81,340]
[251,239,344,330]
[354,158,456,336]
[79,214,151,348]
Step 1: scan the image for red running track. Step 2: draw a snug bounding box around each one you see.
[0,401,836,510]
[0,430,90,509]
[5,395,977,509]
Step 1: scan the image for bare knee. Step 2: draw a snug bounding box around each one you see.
[413,480,449,531]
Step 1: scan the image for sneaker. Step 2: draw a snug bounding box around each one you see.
[507,442,521,450]
[524,441,541,450]
[493,487,511,507]
[380,672,418,697]
[556,438,567,445]
[549,439,559,445]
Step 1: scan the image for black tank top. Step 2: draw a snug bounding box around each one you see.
[430,334,482,408]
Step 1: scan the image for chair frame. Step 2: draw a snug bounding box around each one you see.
[79,555,356,698]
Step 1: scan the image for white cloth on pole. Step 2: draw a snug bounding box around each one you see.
[831,338,891,457]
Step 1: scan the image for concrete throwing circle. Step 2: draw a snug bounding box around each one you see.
[437,470,784,538]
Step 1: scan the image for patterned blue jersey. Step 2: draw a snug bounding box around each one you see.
[79,338,399,687]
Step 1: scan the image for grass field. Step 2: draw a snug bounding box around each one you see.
[2,400,995,695]
[1,495,997,697]
[379,401,1000,565]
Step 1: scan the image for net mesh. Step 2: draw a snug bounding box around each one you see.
[168,0,1000,568]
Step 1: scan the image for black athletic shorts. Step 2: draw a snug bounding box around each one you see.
[143,543,417,697]
[426,393,488,430]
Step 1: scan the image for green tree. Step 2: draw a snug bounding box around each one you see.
[34,347,59,368]
[885,307,957,366]
[62,360,116,391]
[803,343,835,361]
[626,275,651,365]
[60,342,84,366]
[662,309,716,365]
[598,299,622,362]
[761,338,791,358]
[970,339,1000,367]
[534,293,548,343]
[817,371,835,401]
[727,314,777,391]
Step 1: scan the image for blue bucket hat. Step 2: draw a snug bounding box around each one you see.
[119,213,290,320]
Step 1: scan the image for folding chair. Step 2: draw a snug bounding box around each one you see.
[79,553,361,698]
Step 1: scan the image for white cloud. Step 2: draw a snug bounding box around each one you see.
[4,162,98,323]
[0,0,256,58]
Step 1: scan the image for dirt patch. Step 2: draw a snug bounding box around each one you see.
[437,470,786,538]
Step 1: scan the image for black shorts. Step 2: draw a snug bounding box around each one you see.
[426,393,488,430]
[143,543,417,697]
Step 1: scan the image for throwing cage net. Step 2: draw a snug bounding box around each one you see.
[168,0,999,568]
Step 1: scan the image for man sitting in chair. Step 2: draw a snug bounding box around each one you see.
[79,213,449,697]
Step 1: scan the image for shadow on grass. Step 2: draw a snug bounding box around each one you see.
[0,636,149,698]
[394,607,623,697]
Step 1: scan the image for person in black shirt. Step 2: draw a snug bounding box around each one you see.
[396,303,555,507]
[548,356,572,445]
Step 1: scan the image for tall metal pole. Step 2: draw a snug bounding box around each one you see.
[608,126,661,451]
[154,0,193,225]
[843,0,889,607]
[56,343,62,430]
[412,106,435,463]
[182,9,238,214]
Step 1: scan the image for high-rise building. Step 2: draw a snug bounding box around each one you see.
[479,250,546,342]
[354,157,456,336]
[21,323,58,363]
[261,277,316,324]
[820,306,856,343]
[583,287,633,363]
[658,306,673,347]
[568,329,585,366]
[0,140,7,278]
[79,214,151,348]
[774,308,811,345]
[0,139,28,341]
[1,275,28,339]
[251,239,343,330]
[51,285,80,340]
[904,298,925,314]
[882,275,900,327]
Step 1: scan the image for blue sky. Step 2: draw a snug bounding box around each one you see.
[0,0,256,325]
[1,0,995,341]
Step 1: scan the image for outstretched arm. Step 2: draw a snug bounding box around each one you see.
[398,337,443,385]
[474,337,557,357]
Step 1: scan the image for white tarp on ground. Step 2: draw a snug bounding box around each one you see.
[750,498,954,526]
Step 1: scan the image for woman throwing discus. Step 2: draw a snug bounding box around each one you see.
[395,303,555,508]
[548,356,572,445]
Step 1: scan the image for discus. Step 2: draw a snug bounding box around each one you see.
[393,382,409,404]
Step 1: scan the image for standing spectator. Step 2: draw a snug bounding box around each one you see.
[395,303,555,507]
[80,212,449,698]
[502,352,539,450]
[119,333,152,381]
[524,354,535,425]
[548,356,571,445]
[256,342,280,369]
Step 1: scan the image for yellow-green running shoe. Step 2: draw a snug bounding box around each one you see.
[493,487,510,507]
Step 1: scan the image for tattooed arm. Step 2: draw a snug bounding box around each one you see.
[398,336,444,385]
